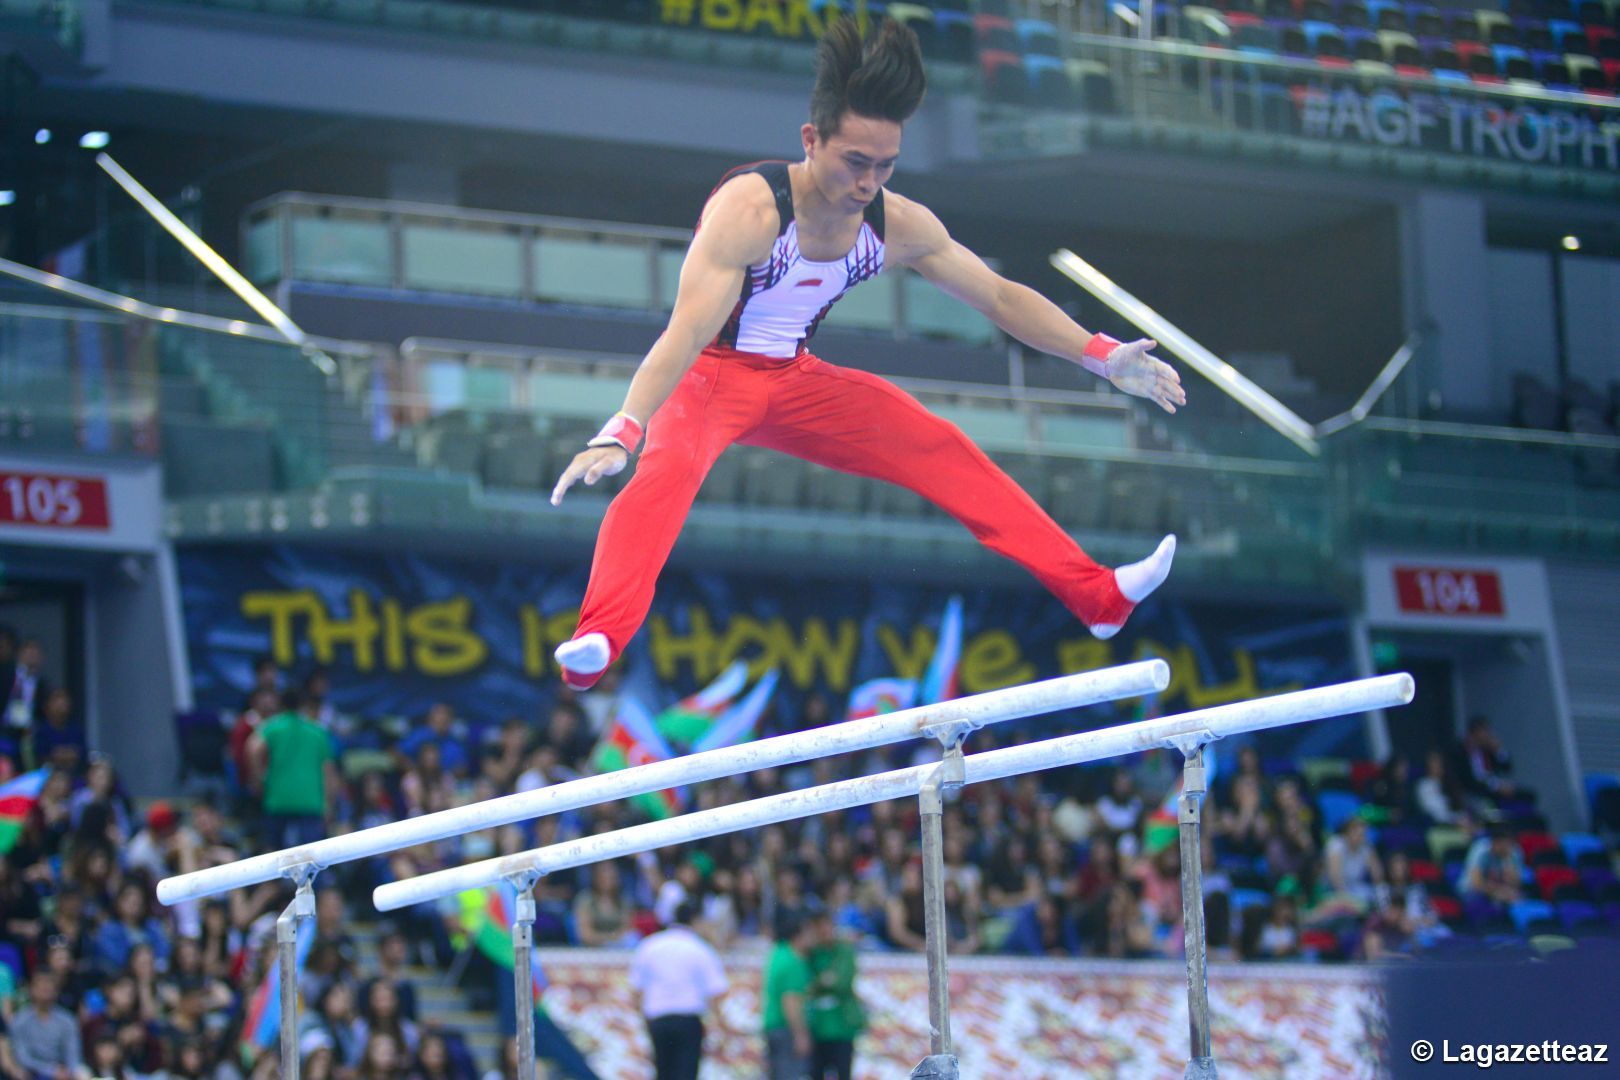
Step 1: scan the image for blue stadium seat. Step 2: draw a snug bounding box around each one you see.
[1492,42,1534,76]
[1305,19,1349,55]
[1561,833,1607,866]
[1016,17,1062,57]
[1319,791,1364,833]
[1230,888,1272,914]
[1024,54,1072,106]
[933,7,976,62]
[1509,898,1558,934]
[1557,900,1602,930]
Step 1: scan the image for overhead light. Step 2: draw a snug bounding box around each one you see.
[1561,235,1581,251]
[79,131,110,150]
[0,191,14,207]
[34,129,51,145]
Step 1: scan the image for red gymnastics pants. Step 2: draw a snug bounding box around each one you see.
[572,347,1132,667]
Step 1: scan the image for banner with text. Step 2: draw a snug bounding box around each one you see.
[178,544,1360,754]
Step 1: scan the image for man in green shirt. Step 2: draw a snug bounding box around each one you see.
[806,911,864,1080]
[247,689,337,852]
[761,912,815,1080]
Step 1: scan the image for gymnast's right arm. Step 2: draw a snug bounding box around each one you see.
[550,180,774,506]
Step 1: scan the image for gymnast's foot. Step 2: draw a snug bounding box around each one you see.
[556,632,611,691]
[1089,534,1177,640]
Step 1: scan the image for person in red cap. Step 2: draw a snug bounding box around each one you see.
[548,17,1183,692]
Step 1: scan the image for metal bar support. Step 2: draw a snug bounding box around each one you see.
[508,871,542,1080]
[1175,742,1219,1079]
[275,865,318,1080]
[910,724,967,1080]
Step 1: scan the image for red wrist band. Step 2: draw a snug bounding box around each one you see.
[1080,333,1121,378]
[588,412,644,453]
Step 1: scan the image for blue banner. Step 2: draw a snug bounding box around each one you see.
[178,544,1362,755]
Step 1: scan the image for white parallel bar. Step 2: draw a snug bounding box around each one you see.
[1050,248,1321,457]
[158,661,1169,905]
[375,673,1413,911]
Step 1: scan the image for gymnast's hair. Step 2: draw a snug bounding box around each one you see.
[810,17,927,139]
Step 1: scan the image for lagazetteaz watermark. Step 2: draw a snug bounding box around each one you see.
[1410,1040,1610,1067]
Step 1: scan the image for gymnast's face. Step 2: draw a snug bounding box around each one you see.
[802,112,901,213]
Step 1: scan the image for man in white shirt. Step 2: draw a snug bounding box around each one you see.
[629,902,728,1080]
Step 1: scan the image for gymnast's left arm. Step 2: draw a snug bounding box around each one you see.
[887,193,1187,415]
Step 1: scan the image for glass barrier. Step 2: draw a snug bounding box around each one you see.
[242,193,1002,345]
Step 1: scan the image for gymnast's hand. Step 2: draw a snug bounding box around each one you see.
[1105,338,1186,415]
[550,445,629,506]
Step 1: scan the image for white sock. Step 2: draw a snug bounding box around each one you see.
[555,633,611,675]
[1091,534,1177,640]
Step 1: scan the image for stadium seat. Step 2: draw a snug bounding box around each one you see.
[1536,865,1581,900]
[1535,52,1574,82]
[1302,0,1335,19]
[1230,888,1272,914]
[1431,895,1464,922]
[1319,791,1365,833]
[886,5,940,58]
[1519,831,1558,860]
[1410,4,1447,35]
[1369,0,1409,27]
[1025,54,1073,106]
[1493,42,1537,75]
[1428,825,1472,863]
[1345,27,1383,57]
[1379,26,1424,60]
[1557,900,1603,930]
[1341,0,1373,26]
[1509,898,1559,934]
[1562,832,1609,866]
[1568,52,1606,86]
[933,7,976,62]
[1305,19,1350,53]
[1448,10,1484,40]
[1301,756,1353,791]
[1016,17,1062,57]
[1478,9,1516,41]
[1349,760,1382,793]
[1409,858,1444,884]
[981,51,1029,103]
[1065,59,1117,111]
[1550,18,1591,51]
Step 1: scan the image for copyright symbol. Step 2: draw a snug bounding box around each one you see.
[1411,1040,1434,1062]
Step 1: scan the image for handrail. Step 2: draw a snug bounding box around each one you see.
[1315,332,1422,437]
[0,258,377,363]
[155,661,1169,905]
[1051,248,1322,456]
[1065,29,1620,112]
[244,191,697,245]
[374,673,1414,909]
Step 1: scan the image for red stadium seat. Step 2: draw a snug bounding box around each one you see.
[1518,831,1558,861]
[1535,865,1580,901]
[1408,859,1444,884]
[1350,761,1382,794]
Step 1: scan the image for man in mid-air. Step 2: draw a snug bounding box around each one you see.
[550,17,1186,691]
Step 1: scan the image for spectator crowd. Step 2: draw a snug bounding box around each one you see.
[3,623,1617,1078]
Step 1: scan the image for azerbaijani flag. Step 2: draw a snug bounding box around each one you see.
[656,661,751,750]
[845,677,918,721]
[0,769,46,853]
[1144,747,1218,855]
[692,669,779,753]
[919,595,964,706]
[241,915,315,1050]
[591,695,683,820]
[462,885,547,1005]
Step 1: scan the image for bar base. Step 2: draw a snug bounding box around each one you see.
[909,1054,960,1079]
[1184,1056,1220,1079]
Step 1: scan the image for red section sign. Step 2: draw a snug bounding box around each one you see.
[1394,566,1505,617]
[0,471,111,531]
